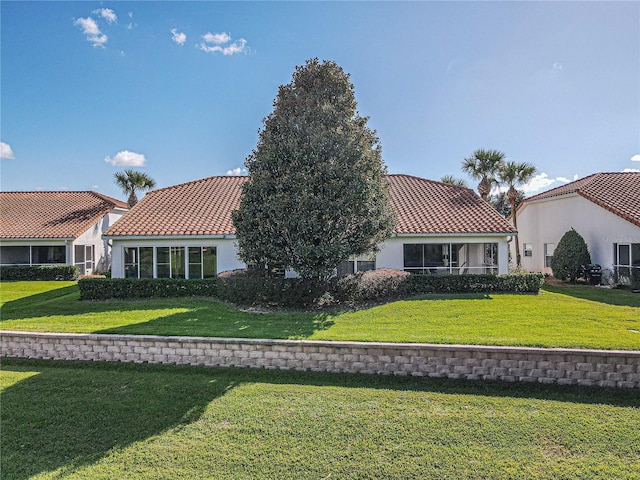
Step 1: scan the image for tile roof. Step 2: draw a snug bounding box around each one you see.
[1,191,127,239]
[387,174,516,234]
[520,172,640,228]
[105,174,516,237]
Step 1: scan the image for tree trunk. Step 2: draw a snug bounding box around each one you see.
[127,191,138,209]
[477,179,491,201]
[508,187,520,266]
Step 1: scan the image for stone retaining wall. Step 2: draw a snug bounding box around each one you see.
[2,331,639,389]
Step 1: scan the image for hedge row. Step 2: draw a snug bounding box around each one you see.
[216,269,545,308]
[406,273,545,295]
[0,265,80,281]
[76,270,544,306]
[78,278,217,300]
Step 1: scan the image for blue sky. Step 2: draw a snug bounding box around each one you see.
[1,1,639,201]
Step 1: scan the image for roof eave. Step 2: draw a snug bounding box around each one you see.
[104,233,237,241]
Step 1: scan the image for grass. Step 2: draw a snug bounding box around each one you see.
[2,358,639,479]
[1,281,639,350]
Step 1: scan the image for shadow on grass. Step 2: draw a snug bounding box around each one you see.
[1,359,640,480]
[0,283,334,339]
[542,284,640,307]
[2,358,638,479]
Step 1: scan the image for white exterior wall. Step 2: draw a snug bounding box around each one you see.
[110,237,244,278]
[376,235,511,275]
[74,209,127,274]
[513,194,640,274]
[110,234,513,278]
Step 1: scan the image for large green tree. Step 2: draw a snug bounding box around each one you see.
[461,149,505,201]
[232,58,396,280]
[114,169,156,208]
[497,160,537,266]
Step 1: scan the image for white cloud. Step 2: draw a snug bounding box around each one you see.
[74,17,108,48]
[1,142,15,159]
[93,8,117,24]
[631,154,640,162]
[199,32,247,55]
[171,28,187,46]
[226,167,247,176]
[104,150,146,167]
[91,184,99,189]
[202,32,231,45]
[552,62,563,72]
[521,172,578,194]
[623,168,640,173]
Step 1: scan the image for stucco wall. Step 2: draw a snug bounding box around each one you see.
[514,194,640,274]
[2,331,638,389]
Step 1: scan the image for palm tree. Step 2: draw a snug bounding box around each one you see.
[114,169,156,208]
[461,149,506,201]
[440,175,468,188]
[497,161,537,267]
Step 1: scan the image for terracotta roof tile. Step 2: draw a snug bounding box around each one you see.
[520,172,640,228]
[105,174,516,237]
[1,191,128,239]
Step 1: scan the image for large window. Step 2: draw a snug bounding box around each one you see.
[614,243,640,279]
[544,243,555,268]
[0,245,67,265]
[0,246,30,265]
[403,244,464,274]
[337,254,376,277]
[124,246,217,279]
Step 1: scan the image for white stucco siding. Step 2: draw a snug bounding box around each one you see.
[73,209,127,274]
[109,237,244,278]
[514,194,640,273]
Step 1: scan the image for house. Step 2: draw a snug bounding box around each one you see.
[512,172,640,280]
[105,174,516,279]
[0,191,128,275]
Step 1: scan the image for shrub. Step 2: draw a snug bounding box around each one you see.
[216,270,327,308]
[550,228,591,282]
[407,273,544,295]
[334,269,410,303]
[0,265,79,281]
[79,278,217,300]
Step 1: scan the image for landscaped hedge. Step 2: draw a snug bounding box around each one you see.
[77,270,544,305]
[78,278,217,300]
[216,269,328,308]
[0,265,80,281]
[406,273,545,295]
[216,269,545,308]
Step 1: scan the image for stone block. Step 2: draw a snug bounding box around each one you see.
[576,363,594,372]
[616,364,634,374]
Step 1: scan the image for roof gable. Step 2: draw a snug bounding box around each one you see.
[520,172,640,228]
[0,191,127,239]
[105,174,516,237]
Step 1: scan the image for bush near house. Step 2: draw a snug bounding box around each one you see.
[550,228,591,282]
[216,269,544,308]
[78,270,545,305]
[78,278,217,300]
[0,265,79,281]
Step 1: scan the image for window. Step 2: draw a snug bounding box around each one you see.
[523,243,533,257]
[484,243,498,266]
[124,246,217,279]
[544,243,555,268]
[614,243,640,279]
[0,246,30,265]
[337,254,376,276]
[403,244,447,274]
[124,247,139,278]
[32,246,66,264]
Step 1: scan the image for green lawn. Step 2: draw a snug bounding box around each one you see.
[1,281,639,350]
[2,358,639,479]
